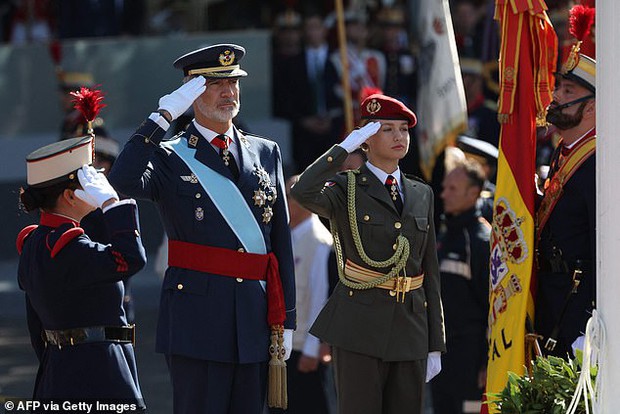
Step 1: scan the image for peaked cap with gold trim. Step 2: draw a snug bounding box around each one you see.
[559,53,595,93]
[173,44,248,78]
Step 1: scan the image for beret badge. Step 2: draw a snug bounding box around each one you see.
[366,99,381,115]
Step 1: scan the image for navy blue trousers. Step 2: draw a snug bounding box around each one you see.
[166,354,267,414]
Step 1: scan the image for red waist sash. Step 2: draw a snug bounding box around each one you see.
[168,240,285,326]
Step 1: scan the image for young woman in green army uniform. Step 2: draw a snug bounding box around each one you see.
[291,93,445,414]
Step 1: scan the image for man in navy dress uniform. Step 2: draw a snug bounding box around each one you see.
[109,44,296,413]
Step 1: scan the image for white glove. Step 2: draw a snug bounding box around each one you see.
[339,121,381,153]
[158,76,206,121]
[571,335,585,357]
[425,351,442,383]
[283,329,293,361]
[75,165,119,209]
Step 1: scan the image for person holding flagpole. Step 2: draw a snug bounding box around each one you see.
[291,92,445,414]
[108,44,296,413]
[535,7,596,358]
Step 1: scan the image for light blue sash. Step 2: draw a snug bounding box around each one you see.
[165,137,266,254]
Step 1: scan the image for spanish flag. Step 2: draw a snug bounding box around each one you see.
[482,1,557,412]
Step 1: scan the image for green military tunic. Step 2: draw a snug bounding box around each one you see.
[291,145,446,361]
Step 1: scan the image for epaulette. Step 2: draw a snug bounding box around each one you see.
[404,173,429,185]
[161,131,184,143]
[336,168,360,176]
[45,224,85,259]
[238,129,270,141]
[16,225,38,255]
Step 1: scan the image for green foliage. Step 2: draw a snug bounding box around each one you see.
[488,355,596,414]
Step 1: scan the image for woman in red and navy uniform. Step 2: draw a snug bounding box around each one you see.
[16,136,146,410]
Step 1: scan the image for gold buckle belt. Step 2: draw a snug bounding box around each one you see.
[344,260,424,302]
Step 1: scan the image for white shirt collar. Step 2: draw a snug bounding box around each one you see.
[365,161,402,189]
[565,127,595,149]
[192,120,235,146]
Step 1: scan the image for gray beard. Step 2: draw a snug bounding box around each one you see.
[196,101,240,123]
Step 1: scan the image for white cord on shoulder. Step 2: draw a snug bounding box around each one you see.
[566,309,605,414]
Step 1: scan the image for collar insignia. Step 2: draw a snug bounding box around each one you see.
[188,134,199,147]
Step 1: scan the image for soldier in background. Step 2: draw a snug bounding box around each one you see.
[57,71,95,141]
[431,159,490,414]
[460,58,501,147]
[456,135,498,222]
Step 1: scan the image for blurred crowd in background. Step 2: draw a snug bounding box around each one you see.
[0,0,595,180]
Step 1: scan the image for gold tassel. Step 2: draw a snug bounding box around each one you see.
[267,325,287,409]
[536,111,549,127]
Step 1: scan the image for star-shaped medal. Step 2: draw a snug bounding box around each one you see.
[262,206,273,223]
[253,190,267,207]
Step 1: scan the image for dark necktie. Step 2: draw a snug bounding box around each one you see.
[385,175,403,215]
[212,134,239,180]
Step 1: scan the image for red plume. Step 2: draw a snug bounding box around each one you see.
[70,87,106,123]
[568,5,595,42]
[359,86,383,103]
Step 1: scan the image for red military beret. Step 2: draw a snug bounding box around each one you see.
[360,93,417,128]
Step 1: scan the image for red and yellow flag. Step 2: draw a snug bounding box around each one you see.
[482,1,557,412]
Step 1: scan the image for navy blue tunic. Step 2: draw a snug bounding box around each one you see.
[17,202,146,404]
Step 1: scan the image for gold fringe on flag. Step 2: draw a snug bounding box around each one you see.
[267,325,287,409]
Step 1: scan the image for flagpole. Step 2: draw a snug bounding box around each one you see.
[334,0,354,134]
[596,3,620,411]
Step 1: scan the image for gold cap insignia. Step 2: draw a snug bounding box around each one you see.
[366,99,381,115]
[561,43,581,74]
[219,50,235,66]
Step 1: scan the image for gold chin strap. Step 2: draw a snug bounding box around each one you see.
[330,171,410,293]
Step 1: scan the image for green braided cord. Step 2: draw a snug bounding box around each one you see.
[328,171,410,290]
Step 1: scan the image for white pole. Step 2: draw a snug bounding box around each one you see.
[596,2,620,411]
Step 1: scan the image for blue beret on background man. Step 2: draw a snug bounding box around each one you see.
[17,136,147,407]
[108,42,296,413]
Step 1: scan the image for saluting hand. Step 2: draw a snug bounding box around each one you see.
[75,165,119,209]
[158,76,207,121]
[339,121,381,153]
